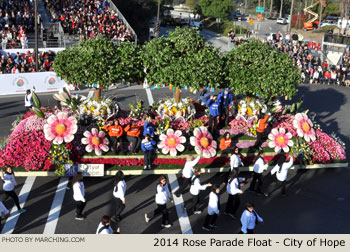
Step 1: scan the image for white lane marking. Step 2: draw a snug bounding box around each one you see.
[1,176,36,234]
[144,78,154,106]
[43,177,69,234]
[167,174,193,234]
[269,26,272,30]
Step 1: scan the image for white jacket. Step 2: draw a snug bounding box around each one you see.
[96,222,113,234]
[113,180,126,201]
[253,157,268,174]
[240,209,263,234]
[189,176,208,196]
[207,192,219,215]
[271,158,293,182]
[227,177,243,195]
[155,184,171,205]
[230,154,242,170]
[73,181,85,202]
[2,172,16,191]
[24,93,33,107]
[182,156,200,178]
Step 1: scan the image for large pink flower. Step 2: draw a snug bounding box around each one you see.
[190,126,217,158]
[157,129,186,156]
[293,113,316,142]
[268,127,293,153]
[81,128,109,156]
[44,112,77,144]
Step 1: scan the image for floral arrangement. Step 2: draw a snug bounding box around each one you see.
[272,114,297,137]
[157,129,186,156]
[79,97,118,120]
[237,97,267,118]
[156,98,196,121]
[293,113,316,142]
[129,100,147,119]
[268,128,294,153]
[44,112,78,144]
[190,126,217,158]
[81,128,109,156]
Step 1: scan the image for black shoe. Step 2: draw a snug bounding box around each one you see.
[264,193,269,197]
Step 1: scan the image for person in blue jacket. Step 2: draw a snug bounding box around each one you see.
[143,115,155,137]
[206,95,220,136]
[199,87,214,106]
[217,88,233,128]
[141,134,156,170]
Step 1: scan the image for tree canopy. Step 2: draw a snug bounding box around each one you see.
[54,35,142,90]
[224,40,301,99]
[199,0,233,20]
[141,27,224,92]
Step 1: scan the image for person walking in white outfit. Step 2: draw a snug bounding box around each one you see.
[267,155,294,197]
[224,147,244,184]
[202,185,220,231]
[175,155,200,197]
[111,171,126,222]
[225,170,245,219]
[184,167,211,215]
[145,176,173,228]
[1,167,26,213]
[96,215,120,234]
[72,172,86,220]
[240,202,263,234]
[249,150,269,196]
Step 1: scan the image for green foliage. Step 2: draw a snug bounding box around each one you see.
[313,1,340,17]
[141,27,224,91]
[199,0,233,20]
[54,36,143,89]
[224,40,301,99]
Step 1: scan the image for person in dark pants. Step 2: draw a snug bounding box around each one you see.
[223,147,244,184]
[124,120,141,154]
[225,170,245,220]
[145,176,173,228]
[72,172,86,220]
[185,167,212,215]
[239,202,263,234]
[202,184,220,231]
[267,155,294,197]
[220,132,233,156]
[206,95,220,136]
[249,150,269,196]
[24,89,33,112]
[175,155,200,197]
[253,112,270,149]
[0,167,26,213]
[141,134,156,170]
[217,88,233,128]
[111,171,126,222]
[104,119,125,154]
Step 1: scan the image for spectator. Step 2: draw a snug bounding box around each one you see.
[104,119,125,155]
[124,120,141,154]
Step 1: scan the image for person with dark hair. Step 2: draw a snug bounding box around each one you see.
[253,112,270,149]
[0,167,26,213]
[24,89,33,112]
[175,155,201,197]
[141,134,156,170]
[249,150,269,196]
[224,147,244,184]
[185,167,212,215]
[96,215,114,234]
[111,171,126,222]
[206,95,220,136]
[202,184,220,231]
[143,115,156,138]
[124,120,141,154]
[225,170,245,219]
[72,172,86,220]
[199,87,213,106]
[145,175,172,228]
[220,132,233,155]
[217,88,233,127]
[267,155,293,197]
[239,202,263,234]
[104,119,125,155]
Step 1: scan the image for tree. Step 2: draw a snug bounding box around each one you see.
[141,27,224,103]
[54,36,142,100]
[224,40,301,99]
[199,0,234,20]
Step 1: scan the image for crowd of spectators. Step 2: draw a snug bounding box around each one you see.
[229,31,350,87]
[0,50,56,74]
[0,0,34,49]
[44,0,134,42]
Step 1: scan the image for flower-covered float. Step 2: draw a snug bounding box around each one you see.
[0,88,347,175]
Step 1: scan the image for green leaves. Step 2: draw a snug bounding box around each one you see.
[224,40,301,99]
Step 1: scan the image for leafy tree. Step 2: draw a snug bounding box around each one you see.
[54,36,142,100]
[224,40,301,99]
[199,0,234,20]
[141,27,224,103]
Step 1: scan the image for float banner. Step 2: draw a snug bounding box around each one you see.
[0,72,67,96]
[65,164,105,177]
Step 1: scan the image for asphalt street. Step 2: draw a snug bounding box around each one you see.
[0,84,350,234]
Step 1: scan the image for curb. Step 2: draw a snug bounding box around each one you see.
[14,163,349,177]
